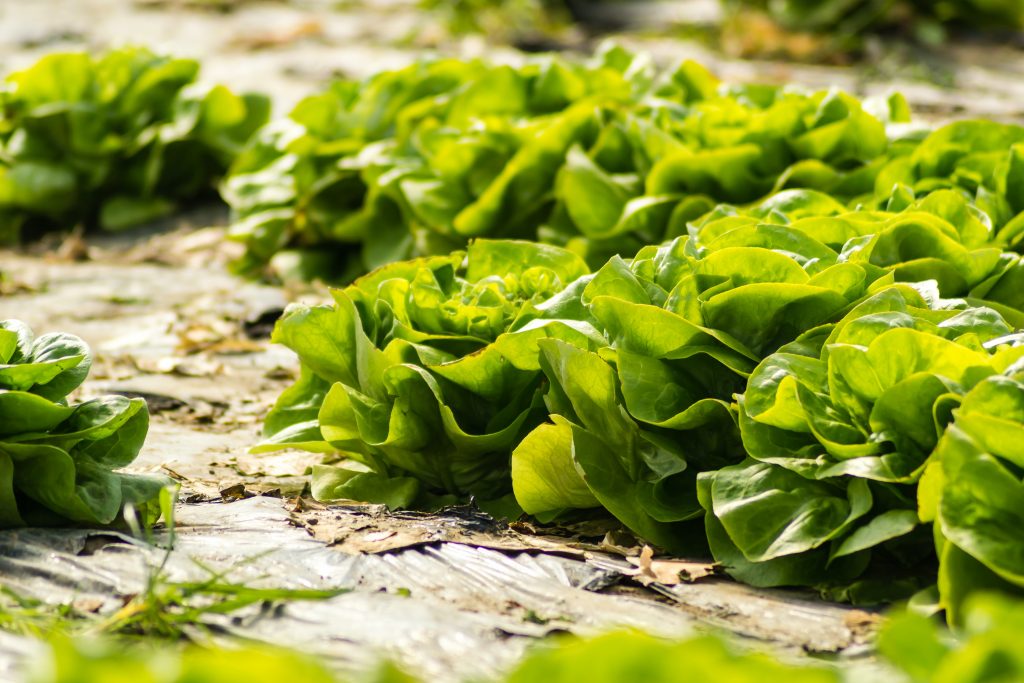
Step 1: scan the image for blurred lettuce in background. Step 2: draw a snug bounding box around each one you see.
[0,47,269,242]
[724,0,1024,36]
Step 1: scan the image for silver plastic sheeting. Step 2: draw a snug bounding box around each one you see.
[0,496,890,683]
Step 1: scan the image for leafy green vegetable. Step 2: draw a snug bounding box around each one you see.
[32,638,347,683]
[0,47,269,242]
[223,46,912,281]
[257,239,595,505]
[0,320,169,528]
[920,368,1024,623]
[875,121,1024,247]
[419,0,572,43]
[504,631,839,683]
[701,284,1024,594]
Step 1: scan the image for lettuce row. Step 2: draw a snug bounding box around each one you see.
[222,45,912,281]
[260,140,1024,616]
[224,43,1024,284]
[511,205,883,548]
[0,47,270,242]
[224,45,1024,286]
[0,320,168,528]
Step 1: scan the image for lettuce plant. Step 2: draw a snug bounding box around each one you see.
[921,364,1024,622]
[512,211,876,549]
[688,187,1024,323]
[701,285,1024,597]
[510,188,1012,551]
[257,240,596,506]
[0,47,269,242]
[875,121,1024,251]
[0,320,168,527]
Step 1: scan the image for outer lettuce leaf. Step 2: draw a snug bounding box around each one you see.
[510,418,599,520]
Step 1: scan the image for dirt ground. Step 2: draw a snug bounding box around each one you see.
[2,1,1023,681]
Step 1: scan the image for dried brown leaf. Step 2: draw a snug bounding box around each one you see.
[627,545,718,586]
